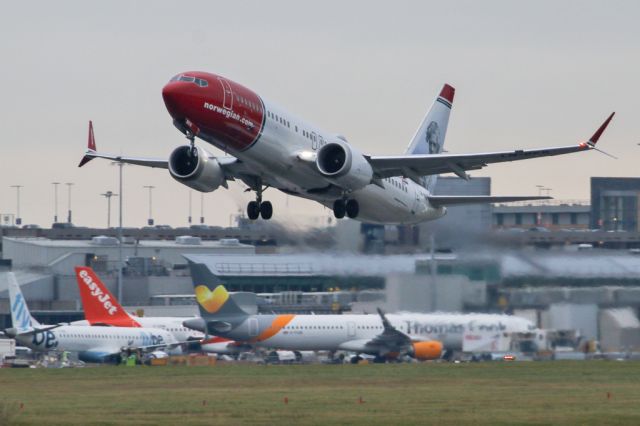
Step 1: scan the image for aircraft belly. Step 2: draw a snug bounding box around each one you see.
[353,186,414,224]
[234,128,328,191]
[264,333,342,351]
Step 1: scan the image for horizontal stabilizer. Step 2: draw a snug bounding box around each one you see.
[428,195,551,207]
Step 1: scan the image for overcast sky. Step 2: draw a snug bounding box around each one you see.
[0,1,638,228]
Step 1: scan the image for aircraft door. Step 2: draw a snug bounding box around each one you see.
[217,77,234,110]
[412,185,422,213]
[248,318,259,337]
[347,322,356,338]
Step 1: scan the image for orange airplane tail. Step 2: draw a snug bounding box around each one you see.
[75,266,141,327]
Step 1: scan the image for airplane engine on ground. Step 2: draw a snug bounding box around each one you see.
[316,142,373,190]
[410,341,443,360]
[168,145,225,192]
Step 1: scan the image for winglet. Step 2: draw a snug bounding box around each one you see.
[588,112,615,146]
[78,121,96,167]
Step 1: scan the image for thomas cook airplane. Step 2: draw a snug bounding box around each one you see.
[183,283,536,362]
[79,71,614,224]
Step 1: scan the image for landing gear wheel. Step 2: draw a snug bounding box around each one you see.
[333,199,346,219]
[260,201,273,220]
[345,199,359,218]
[247,201,260,220]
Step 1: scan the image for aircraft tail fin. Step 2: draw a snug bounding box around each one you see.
[78,121,97,167]
[7,273,40,331]
[404,84,455,192]
[190,264,252,321]
[74,266,141,327]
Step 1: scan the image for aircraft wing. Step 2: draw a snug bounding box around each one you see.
[338,308,412,357]
[79,149,168,168]
[366,113,615,181]
[427,195,551,207]
[77,121,252,184]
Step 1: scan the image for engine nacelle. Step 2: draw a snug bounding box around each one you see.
[410,341,443,360]
[168,145,225,192]
[316,142,373,190]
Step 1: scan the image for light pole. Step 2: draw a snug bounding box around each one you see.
[143,185,155,226]
[200,193,205,224]
[188,191,193,224]
[111,162,125,302]
[535,185,545,224]
[100,191,117,228]
[10,185,22,226]
[66,182,74,223]
[52,182,60,223]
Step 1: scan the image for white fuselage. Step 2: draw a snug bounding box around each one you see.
[219,100,444,225]
[14,325,181,360]
[118,317,203,342]
[231,312,535,352]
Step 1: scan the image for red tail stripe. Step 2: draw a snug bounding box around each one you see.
[439,84,455,103]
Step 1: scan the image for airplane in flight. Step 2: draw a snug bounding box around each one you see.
[183,282,536,362]
[3,273,184,363]
[74,266,245,355]
[79,71,614,224]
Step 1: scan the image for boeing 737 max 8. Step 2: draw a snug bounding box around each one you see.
[80,72,614,224]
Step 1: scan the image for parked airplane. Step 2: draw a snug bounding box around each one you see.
[183,283,535,361]
[74,266,243,354]
[3,273,183,363]
[79,71,614,224]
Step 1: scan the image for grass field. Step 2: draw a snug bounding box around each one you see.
[1,361,640,425]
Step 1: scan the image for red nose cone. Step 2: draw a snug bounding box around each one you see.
[162,82,183,118]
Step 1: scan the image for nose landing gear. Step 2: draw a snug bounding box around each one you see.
[186,131,197,158]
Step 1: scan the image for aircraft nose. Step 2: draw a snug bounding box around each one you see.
[162,82,183,116]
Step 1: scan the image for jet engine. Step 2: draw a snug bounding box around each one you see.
[316,142,373,190]
[168,145,225,192]
[410,341,443,360]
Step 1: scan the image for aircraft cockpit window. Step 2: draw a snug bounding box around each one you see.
[171,75,208,87]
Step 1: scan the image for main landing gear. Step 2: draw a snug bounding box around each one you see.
[246,183,273,220]
[333,198,359,219]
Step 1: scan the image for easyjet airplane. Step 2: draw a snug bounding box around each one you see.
[3,273,183,363]
[183,284,536,362]
[79,72,614,224]
[73,266,243,354]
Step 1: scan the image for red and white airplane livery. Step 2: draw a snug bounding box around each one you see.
[80,72,614,224]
